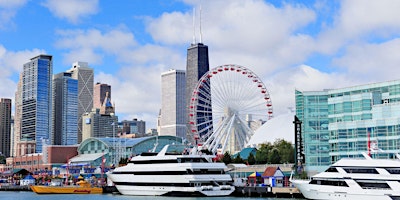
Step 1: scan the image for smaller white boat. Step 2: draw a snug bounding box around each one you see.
[291,153,400,200]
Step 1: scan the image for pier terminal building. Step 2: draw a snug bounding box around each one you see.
[296,80,400,174]
[2,136,183,177]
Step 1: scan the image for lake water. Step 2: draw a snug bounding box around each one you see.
[0,191,304,200]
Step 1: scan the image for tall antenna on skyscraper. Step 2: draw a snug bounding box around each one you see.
[192,7,196,45]
[199,5,203,44]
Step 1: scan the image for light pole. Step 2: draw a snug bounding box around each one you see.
[112,122,115,166]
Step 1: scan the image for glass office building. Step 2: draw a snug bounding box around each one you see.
[296,80,400,173]
[53,72,78,145]
[21,55,53,153]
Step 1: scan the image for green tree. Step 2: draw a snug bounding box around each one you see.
[274,139,295,163]
[255,142,272,164]
[222,152,232,164]
[247,153,256,165]
[268,148,281,164]
[0,155,5,164]
[232,154,244,164]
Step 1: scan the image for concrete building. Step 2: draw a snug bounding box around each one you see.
[67,62,94,143]
[120,119,146,135]
[160,69,186,138]
[186,42,211,140]
[52,72,78,145]
[81,109,118,141]
[82,90,117,141]
[93,82,111,110]
[0,98,11,157]
[12,74,23,157]
[20,55,53,154]
[296,80,400,173]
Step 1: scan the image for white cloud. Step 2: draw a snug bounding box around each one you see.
[55,27,137,65]
[0,0,27,29]
[147,0,316,77]
[333,39,400,82]
[94,65,166,128]
[0,45,46,101]
[316,0,400,55]
[42,0,99,24]
[266,65,358,116]
[339,0,400,38]
[146,11,193,45]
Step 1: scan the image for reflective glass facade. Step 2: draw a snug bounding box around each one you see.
[296,80,400,173]
[21,55,53,153]
[295,90,330,173]
[53,72,78,145]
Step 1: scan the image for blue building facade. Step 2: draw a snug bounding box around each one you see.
[296,80,400,173]
[22,55,53,153]
[53,72,78,145]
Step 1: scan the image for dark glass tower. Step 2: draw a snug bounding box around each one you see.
[53,72,78,145]
[0,98,11,157]
[186,43,212,141]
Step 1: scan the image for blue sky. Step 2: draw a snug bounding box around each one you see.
[1,0,400,129]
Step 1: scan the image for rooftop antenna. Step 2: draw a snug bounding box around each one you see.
[192,7,196,45]
[199,4,203,44]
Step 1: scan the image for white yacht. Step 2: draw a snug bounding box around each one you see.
[107,145,234,196]
[291,153,400,200]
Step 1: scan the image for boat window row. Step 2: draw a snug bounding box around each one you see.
[112,169,225,175]
[385,168,400,174]
[325,167,338,172]
[342,168,378,174]
[355,180,391,189]
[128,157,208,164]
[310,179,349,187]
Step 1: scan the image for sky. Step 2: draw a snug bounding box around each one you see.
[1,0,400,129]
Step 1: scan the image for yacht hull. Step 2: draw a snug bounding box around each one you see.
[292,180,400,200]
[115,185,234,196]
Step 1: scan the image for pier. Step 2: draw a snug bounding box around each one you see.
[233,186,303,198]
[0,185,31,191]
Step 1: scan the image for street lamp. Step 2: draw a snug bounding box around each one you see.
[112,122,116,166]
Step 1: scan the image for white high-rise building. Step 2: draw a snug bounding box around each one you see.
[160,69,186,138]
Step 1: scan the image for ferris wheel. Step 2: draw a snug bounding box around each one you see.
[188,64,273,154]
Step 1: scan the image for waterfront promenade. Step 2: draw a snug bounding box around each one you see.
[0,184,303,198]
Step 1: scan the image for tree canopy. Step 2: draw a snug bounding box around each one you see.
[255,139,294,164]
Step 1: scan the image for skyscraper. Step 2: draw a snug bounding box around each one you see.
[52,72,78,145]
[186,43,211,141]
[93,82,111,110]
[121,119,146,135]
[0,98,12,157]
[81,92,117,141]
[160,69,186,138]
[13,73,22,157]
[21,55,53,153]
[67,62,94,143]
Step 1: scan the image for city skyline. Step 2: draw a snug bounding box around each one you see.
[1,1,400,129]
